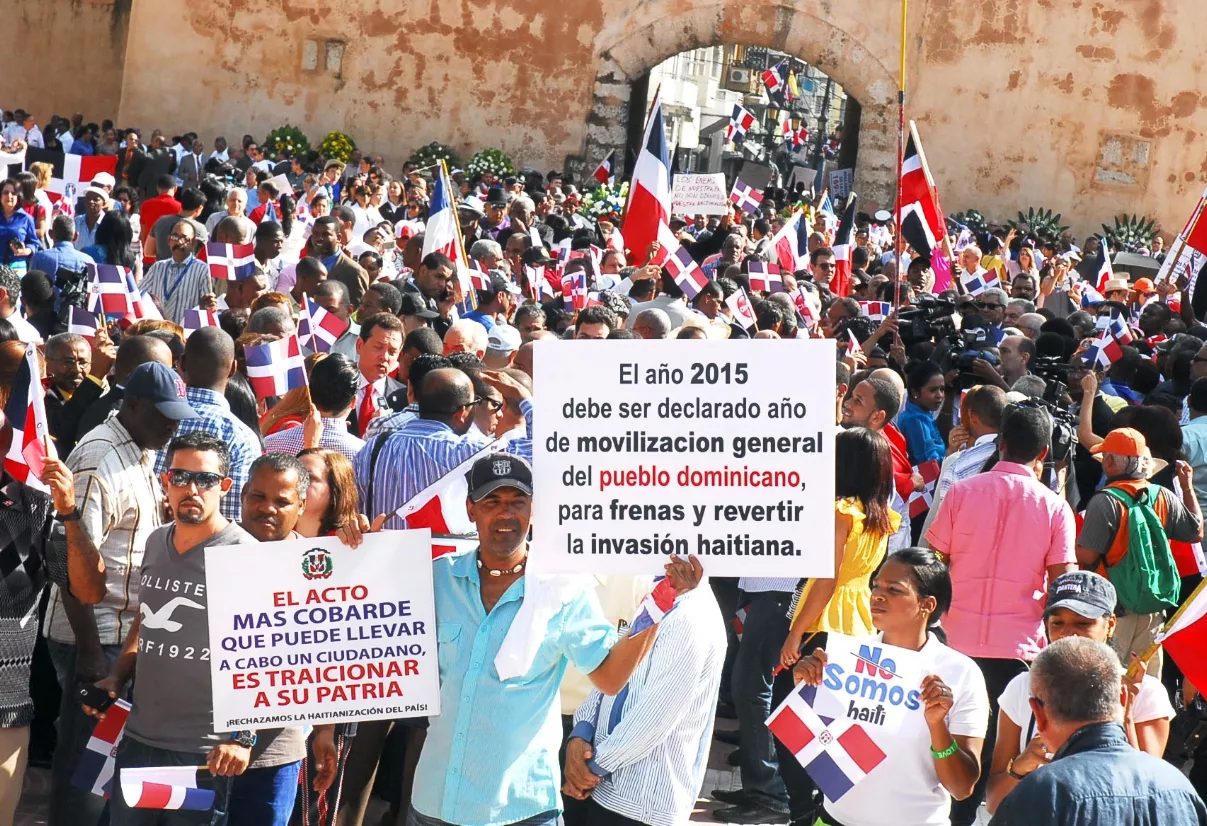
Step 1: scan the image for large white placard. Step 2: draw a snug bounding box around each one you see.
[811,633,926,735]
[531,339,835,576]
[205,531,439,731]
[672,173,730,216]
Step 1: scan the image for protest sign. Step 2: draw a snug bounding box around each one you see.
[672,173,729,216]
[531,339,835,576]
[265,172,294,198]
[829,168,854,201]
[205,531,439,730]
[810,632,925,735]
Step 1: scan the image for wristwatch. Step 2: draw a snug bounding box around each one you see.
[230,730,257,749]
[1006,756,1027,780]
[56,508,82,523]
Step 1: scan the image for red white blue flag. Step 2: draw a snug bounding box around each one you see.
[205,242,255,281]
[86,263,135,317]
[592,150,615,186]
[421,163,467,269]
[959,270,1001,298]
[629,578,678,635]
[907,459,941,518]
[730,179,764,215]
[561,271,588,311]
[121,766,215,811]
[761,62,786,99]
[859,301,893,322]
[4,343,56,492]
[767,682,887,802]
[1093,242,1114,294]
[393,441,498,557]
[1082,328,1124,368]
[298,294,350,353]
[71,699,131,797]
[181,306,220,340]
[66,306,99,340]
[726,287,758,330]
[726,105,756,144]
[621,90,678,263]
[747,261,783,293]
[664,245,709,300]
[245,335,307,399]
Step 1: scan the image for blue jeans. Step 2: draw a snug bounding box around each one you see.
[47,639,125,826]
[109,737,232,826]
[731,591,791,812]
[227,759,301,826]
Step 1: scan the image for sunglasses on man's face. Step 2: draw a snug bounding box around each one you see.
[166,469,225,491]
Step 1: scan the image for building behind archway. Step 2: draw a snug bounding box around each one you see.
[8,0,1207,238]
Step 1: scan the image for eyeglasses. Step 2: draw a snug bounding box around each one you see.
[976,302,1003,310]
[166,469,225,490]
[480,398,504,413]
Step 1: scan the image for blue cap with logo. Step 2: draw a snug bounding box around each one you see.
[1045,571,1116,620]
[124,363,198,420]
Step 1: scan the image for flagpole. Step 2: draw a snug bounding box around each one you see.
[893,0,908,310]
[1125,576,1207,679]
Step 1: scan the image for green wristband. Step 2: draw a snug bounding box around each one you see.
[930,739,959,759]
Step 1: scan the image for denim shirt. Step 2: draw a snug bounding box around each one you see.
[988,722,1207,826]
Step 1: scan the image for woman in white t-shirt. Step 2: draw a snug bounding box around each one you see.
[985,569,1174,815]
[793,549,990,826]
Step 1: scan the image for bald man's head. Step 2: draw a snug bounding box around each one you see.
[869,367,906,398]
[417,367,476,434]
[182,327,236,391]
[115,335,173,384]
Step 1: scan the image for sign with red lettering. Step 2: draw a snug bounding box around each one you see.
[204,531,439,731]
[810,632,925,734]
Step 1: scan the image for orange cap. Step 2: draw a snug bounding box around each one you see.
[1134,277,1156,294]
[1090,427,1148,457]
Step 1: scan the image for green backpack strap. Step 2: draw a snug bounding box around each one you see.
[1101,486,1180,614]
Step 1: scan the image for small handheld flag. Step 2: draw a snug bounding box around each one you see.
[592,150,615,186]
[726,287,758,330]
[244,335,308,399]
[298,295,350,353]
[181,307,220,340]
[858,301,893,322]
[664,245,710,300]
[4,344,56,492]
[205,242,256,281]
[907,460,941,518]
[561,271,588,312]
[121,766,215,811]
[66,307,99,340]
[86,263,135,317]
[730,179,764,215]
[726,105,756,144]
[629,578,678,635]
[960,270,1001,297]
[71,699,131,798]
[747,261,784,294]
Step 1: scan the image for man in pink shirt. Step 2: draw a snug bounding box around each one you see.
[926,404,1078,826]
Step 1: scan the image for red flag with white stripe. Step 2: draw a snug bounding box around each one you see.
[393,442,499,557]
[622,90,678,263]
[4,344,56,492]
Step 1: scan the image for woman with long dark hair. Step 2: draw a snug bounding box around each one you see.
[793,549,990,826]
[0,178,38,264]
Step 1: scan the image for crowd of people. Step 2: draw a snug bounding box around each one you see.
[0,111,1201,826]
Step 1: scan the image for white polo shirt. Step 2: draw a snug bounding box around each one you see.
[824,633,990,826]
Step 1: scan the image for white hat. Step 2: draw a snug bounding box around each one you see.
[459,196,485,216]
[90,172,116,188]
[487,324,522,353]
[82,186,110,202]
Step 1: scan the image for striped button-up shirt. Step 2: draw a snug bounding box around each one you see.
[140,256,213,324]
[571,587,726,826]
[362,403,419,442]
[154,387,262,521]
[263,417,365,460]
[354,401,533,528]
[45,418,162,646]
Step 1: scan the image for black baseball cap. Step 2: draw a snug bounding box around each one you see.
[1045,571,1116,619]
[467,453,534,502]
[522,247,556,267]
[398,292,438,319]
[125,363,198,420]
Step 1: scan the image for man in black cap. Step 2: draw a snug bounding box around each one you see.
[399,290,439,334]
[518,247,556,299]
[46,362,198,824]
[482,187,511,240]
[408,453,704,826]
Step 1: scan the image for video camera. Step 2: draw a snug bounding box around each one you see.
[897,295,956,346]
[948,326,1000,390]
[1029,355,1071,407]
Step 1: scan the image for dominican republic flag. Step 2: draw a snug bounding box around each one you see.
[907,459,941,518]
[629,578,678,635]
[71,699,131,798]
[793,287,817,331]
[421,162,468,268]
[771,211,810,274]
[621,89,677,264]
[465,261,492,293]
[298,294,350,353]
[592,150,615,186]
[1082,328,1124,368]
[205,242,255,281]
[761,61,786,101]
[66,306,99,340]
[86,263,135,317]
[562,271,588,311]
[831,196,859,297]
[1156,579,1207,702]
[726,104,756,144]
[960,269,1001,297]
[4,343,56,492]
[1092,241,1115,293]
[1080,282,1106,307]
[121,766,215,811]
[726,287,758,330]
[859,301,893,322]
[181,306,220,340]
[845,330,860,360]
[730,179,764,214]
[898,122,947,265]
[132,291,162,321]
[747,261,784,293]
[664,245,709,300]
[525,265,557,301]
[767,682,887,803]
[245,335,307,399]
[793,127,809,148]
[393,441,498,557]
[1107,309,1135,345]
[24,149,117,214]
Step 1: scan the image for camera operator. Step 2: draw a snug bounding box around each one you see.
[1067,355,1118,509]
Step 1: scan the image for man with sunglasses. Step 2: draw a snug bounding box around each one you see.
[49,362,199,825]
[974,287,1010,345]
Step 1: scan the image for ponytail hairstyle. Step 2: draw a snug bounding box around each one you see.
[883,548,952,643]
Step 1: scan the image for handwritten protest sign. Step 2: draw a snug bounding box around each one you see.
[531,339,835,576]
[810,633,925,734]
[205,531,439,730]
[829,169,854,201]
[672,173,729,216]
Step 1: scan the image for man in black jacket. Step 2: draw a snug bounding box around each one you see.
[63,335,173,457]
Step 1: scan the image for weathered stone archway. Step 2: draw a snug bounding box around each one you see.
[568,0,900,207]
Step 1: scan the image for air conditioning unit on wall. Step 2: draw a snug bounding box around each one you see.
[724,66,756,94]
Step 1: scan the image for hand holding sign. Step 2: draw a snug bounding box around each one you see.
[919,674,955,729]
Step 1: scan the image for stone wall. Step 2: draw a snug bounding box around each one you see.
[15,0,1207,238]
